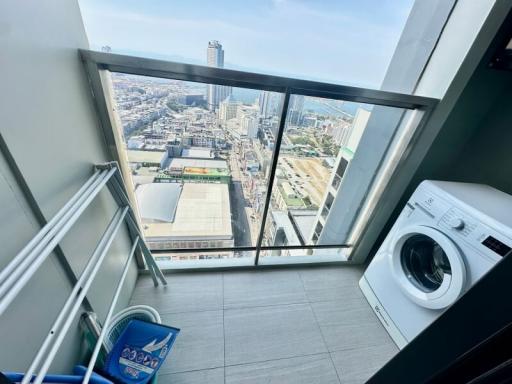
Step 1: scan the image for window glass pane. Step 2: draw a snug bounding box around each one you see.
[261,94,406,252]
[110,72,284,256]
[79,0,415,89]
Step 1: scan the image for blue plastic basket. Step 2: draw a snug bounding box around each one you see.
[104,319,179,384]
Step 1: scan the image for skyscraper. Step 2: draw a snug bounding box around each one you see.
[258,91,273,119]
[287,95,304,125]
[206,40,232,110]
[207,40,224,67]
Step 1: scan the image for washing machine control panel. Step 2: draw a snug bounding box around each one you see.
[408,186,512,261]
[439,207,511,261]
[440,208,478,237]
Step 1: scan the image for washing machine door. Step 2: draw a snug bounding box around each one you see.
[389,224,466,310]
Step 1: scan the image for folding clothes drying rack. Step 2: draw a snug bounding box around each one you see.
[0,162,167,384]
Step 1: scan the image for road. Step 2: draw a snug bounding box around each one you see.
[228,148,253,247]
[229,180,252,246]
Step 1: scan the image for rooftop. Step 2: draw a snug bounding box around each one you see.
[138,183,232,239]
[183,167,230,177]
[127,150,167,164]
[169,157,229,170]
[132,166,159,186]
[271,211,301,245]
[182,147,214,159]
[290,209,318,243]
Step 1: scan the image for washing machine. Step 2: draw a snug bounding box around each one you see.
[359,180,512,349]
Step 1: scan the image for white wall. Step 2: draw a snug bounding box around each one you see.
[415,0,496,98]
[0,0,138,371]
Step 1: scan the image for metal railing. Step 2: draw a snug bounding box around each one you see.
[0,162,166,384]
[80,50,438,265]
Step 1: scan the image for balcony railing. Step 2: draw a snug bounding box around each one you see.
[80,50,437,267]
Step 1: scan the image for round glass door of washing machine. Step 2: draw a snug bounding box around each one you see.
[389,225,467,310]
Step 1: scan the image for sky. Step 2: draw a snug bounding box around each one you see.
[79,0,414,89]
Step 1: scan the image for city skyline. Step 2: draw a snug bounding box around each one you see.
[79,0,414,88]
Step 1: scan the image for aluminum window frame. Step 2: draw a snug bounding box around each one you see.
[80,49,438,266]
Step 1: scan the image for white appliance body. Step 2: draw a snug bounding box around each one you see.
[360,180,512,349]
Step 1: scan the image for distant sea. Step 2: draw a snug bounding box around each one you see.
[231,88,366,117]
[177,83,369,117]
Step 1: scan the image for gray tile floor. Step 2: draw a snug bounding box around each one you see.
[130,266,398,384]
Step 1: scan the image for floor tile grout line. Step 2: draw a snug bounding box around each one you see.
[223,299,310,312]
[326,340,399,354]
[131,295,364,316]
[329,352,343,384]
[131,295,368,317]
[160,350,333,377]
[158,366,224,377]
[298,272,343,384]
[329,351,344,383]
[158,344,397,378]
[224,350,334,370]
[130,295,364,313]
[132,292,363,316]
[304,296,366,305]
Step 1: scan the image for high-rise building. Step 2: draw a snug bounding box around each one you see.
[207,40,224,67]
[287,95,304,125]
[309,107,371,244]
[240,114,259,138]
[346,108,370,153]
[330,121,352,146]
[206,40,232,110]
[218,95,240,122]
[258,91,273,119]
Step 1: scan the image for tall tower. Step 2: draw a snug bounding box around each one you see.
[287,95,304,125]
[258,91,273,119]
[206,40,232,110]
[207,40,224,67]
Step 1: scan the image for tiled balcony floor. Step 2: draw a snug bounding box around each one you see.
[130,266,398,384]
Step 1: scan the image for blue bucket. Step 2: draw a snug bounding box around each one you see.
[103,319,179,384]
